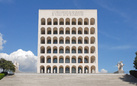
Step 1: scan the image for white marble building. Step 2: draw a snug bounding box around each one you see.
[37,10,98,74]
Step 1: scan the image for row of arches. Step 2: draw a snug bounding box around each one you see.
[41,18,95,25]
[40,65,96,73]
[41,36,95,44]
[40,55,95,63]
[40,46,95,54]
[41,27,95,35]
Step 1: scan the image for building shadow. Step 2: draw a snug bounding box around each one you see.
[119,74,137,85]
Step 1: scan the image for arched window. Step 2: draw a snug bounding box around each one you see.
[60,18,64,25]
[84,46,89,53]
[78,56,83,63]
[41,18,45,25]
[47,37,51,44]
[72,18,76,25]
[66,27,70,34]
[78,27,82,34]
[72,46,76,53]
[72,27,76,34]
[65,46,70,53]
[47,27,51,34]
[40,56,45,63]
[84,56,89,63]
[84,66,89,73]
[53,46,57,53]
[47,46,51,53]
[91,46,95,53]
[59,46,64,53]
[78,46,82,53]
[41,27,45,34]
[91,37,95,44]
[59,56,64,63]
[78,66,82,73]
[84,27,89,34]
[65,37,70,44]
[65,56,70,63]
[72,66,76,73]
[72,56,76,63]
[47,56,51,63]
[53,28,58,34]
[53,37,58,44]
[59,66,64,73]
[91,56,95,63]
[53,56,57,63]
[40,65,45,73]
[53,18,58,25]
[78,18,82,25]
[72,37,76,44]
[41,37,45,44]
[90,27,95,34]
[65,66,70,73]
[59,37,64,44]
[91,66,96,73]
[84,37,89,44]
[78,37,82,44]
[59,27,64,34]
[84,18,89,25]
[66,18,70,25]
[47,18,52,25]
[46,66,51,73]
[41,46,45,53]
[53,66,57,73]
[90,18,95,25]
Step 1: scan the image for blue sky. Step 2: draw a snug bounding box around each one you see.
[0,0,137,73]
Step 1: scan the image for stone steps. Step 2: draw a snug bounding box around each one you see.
[0,73,137,86]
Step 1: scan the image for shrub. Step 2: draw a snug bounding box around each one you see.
[133,52,137,69]
[130,70,137,78]
[0,73,5,80]
[1,72,8,76]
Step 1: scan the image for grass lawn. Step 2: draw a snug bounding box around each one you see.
[0,73,5,80]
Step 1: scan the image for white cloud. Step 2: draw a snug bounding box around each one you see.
[0,49,37,72]
[0,33,6,50]
[100,69,108,73]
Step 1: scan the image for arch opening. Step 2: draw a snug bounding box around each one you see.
[47,18,52,25]
[78,18,82,25]
[41,46,45,53]
[41,27,45,34]
[40,56,45,63]
[47,46,51,53]
[40,65,45,73]
[60,18,64,25]
[53,18,58,25]
[41,18,45,25]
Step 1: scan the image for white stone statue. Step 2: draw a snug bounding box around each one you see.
[92,69,95,73]
[79,69,81,73]
[116,61,124,73]
[14,61,20,72]
[86,69,88,73]
[48,69,50,73]
[54,69,56,73]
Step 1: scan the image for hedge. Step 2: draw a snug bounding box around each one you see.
[130,70,137,78]
[0,73,5,80]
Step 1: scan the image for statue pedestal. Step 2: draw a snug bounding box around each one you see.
[114,70,124,74]
[118,70,124,73]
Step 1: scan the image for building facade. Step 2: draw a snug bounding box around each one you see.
[37,10,98,74]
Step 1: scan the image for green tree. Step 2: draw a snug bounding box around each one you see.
[0,58,15,72]
[133,52,137,69]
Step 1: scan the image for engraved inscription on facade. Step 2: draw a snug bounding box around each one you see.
[52,11,83,16]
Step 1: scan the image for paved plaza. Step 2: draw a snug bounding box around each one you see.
[0,73,137,86]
